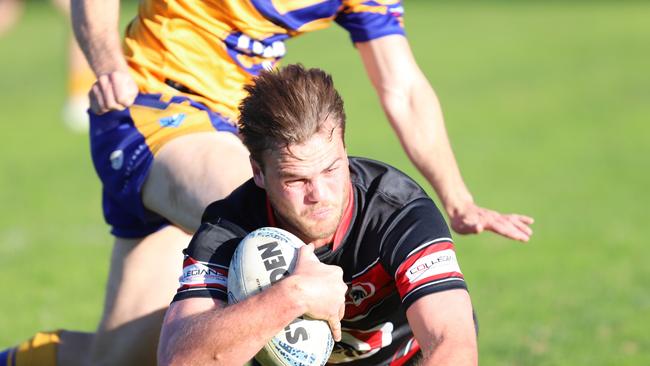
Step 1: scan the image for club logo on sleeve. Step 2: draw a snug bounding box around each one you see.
[180,261,227,287]
[405,249,461,283]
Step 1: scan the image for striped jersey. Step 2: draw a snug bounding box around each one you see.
[123,0,405,125]
[174,157,467,365]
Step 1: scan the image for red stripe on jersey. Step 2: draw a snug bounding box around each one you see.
[183,256,196,267]
[345,262,394,319]
[266,198,277,227]
[400,272,464,297]
[394,241,463,298]
[389,338,421,366]
[332,183,354,251]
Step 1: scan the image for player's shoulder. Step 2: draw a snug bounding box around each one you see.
[202,178,267,229]
[185,220,247,261]
[192,178,267,260]
[349,156,429,207]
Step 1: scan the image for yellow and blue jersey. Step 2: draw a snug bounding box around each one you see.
[124,0,405,123]
[91,0,406,238]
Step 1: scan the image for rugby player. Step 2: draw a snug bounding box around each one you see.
[1,1,530,365]
[159,64,478,365]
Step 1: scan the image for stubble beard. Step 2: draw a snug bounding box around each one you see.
[275,202,344,243]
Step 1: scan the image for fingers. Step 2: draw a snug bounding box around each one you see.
[508,214,534,237]
[94,75,118,113]
[112,72,139,106]
[484,211,534,242]
[451,204,534,242]
[89,71,138,114]
[327,300,346,342]
[292,244,347,342]
[296,243,317,265]
[327,316,342,342]
[303,242,315,254]
[513,214,535,225]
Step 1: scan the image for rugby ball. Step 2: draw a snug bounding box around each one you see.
[227,227,334,366]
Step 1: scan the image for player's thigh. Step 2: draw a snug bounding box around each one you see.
[142,131,252,232]
[90,225,191,366]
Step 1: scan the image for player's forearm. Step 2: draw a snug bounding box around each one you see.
[159,277,307,365]
[70,0,127,75]
[419,340,477,366]
[380,77,474,216]
[407,290,478,366]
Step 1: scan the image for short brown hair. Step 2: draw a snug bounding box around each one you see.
[238,64,346,164]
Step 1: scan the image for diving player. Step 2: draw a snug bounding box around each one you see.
[159,64,478,365]
[1,1,532,365]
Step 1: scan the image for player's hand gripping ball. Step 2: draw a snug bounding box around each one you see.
[228,227,334,366]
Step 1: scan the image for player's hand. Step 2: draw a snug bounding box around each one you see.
[291,244,347,341]
[449,202,534,242]
[89,70,138,114]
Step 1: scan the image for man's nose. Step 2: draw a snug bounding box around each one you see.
[306,177,326,202]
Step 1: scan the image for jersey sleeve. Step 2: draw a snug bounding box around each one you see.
[335,0,405,43]
[381,198,467,309]
[172,219,247,303]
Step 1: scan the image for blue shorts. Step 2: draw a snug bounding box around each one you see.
[89,93,239,238]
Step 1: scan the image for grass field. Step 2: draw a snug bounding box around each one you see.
[1,1,649,364]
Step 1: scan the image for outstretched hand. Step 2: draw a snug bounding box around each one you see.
[449,202,534,242]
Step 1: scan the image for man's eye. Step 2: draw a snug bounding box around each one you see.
[285,179,305,186]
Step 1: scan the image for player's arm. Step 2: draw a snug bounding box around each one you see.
[159,281,302,365]
[356,35,534,242]
[158,244,347,366]
[406,289,477,365]
[385,199,476,364]
[70,0,137,113]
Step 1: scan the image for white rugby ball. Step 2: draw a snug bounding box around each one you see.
[227,227,334,366]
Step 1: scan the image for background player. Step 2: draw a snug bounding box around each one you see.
[1,0,531,365]
[158,64,478,366]
[0,0,94,131]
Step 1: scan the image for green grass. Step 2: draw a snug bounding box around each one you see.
[1,1,649,364]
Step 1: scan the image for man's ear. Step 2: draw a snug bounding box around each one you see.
[250,157,265,188]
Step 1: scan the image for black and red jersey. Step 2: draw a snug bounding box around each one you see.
[173,157,468,365]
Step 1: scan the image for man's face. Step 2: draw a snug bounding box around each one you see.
[252,126,350,246]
